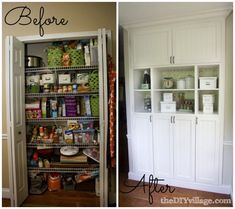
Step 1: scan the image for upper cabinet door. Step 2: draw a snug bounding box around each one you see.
[173,21,222,64]
[6,36,28,206]
[132,28,172,68]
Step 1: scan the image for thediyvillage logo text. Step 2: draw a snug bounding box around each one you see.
[4,6,69,37]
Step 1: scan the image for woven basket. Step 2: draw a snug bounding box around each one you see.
[47,47,63,67]
[66,48,85,66]
[90,96,99,117]
[89,70,99,91]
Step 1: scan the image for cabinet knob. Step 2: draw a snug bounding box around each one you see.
[18,131,22,135]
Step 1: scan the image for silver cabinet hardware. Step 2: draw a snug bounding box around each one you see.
[170,56,172,64]
[196,117,198,125]
[150,115,152,122]
[173,56,175,64]
[173,116,175,123]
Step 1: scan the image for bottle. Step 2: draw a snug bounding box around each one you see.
[84,45,91,66]
[144,93,151,112]
[142,70,150,89]
[46,99,50,118]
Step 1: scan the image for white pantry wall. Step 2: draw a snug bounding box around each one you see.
[222,12,233,191]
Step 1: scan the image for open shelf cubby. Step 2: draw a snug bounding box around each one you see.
[134,68,151,90]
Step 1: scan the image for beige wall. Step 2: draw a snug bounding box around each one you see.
[2,2,116,189]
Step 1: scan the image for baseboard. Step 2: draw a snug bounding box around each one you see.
[128,172,231,195]
[2,188,10,198]
[2,134,7,140]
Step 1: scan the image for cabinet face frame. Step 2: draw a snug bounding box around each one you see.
[6,30,111,207]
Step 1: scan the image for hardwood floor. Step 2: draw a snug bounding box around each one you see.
[119,174,232,207]
[2,198,11,207]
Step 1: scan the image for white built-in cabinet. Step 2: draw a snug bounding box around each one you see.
[196,116,220,185]
[126,14,229,194]
[153,115,195,181]
[132,20,222,68]
[131,114,153,175]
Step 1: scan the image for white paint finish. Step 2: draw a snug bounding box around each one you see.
[224,12,233,141]
[153,115,173,178]
[173,116,195,181]
[119,2,232,26]
[8,36,28,206]
[132,27,172,67]
[2,134,7,140]
[131,114,153,175]
[196,117,220,184]
[173,21,222,64]
[2,188,10,199]
[222,143,233,185]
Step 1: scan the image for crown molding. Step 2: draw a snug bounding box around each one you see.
[122,7,232,29]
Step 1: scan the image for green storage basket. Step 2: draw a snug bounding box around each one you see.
[89,70,99,91]
[90,96,99,117]
[66,48,85,66]
[47,47,63,67]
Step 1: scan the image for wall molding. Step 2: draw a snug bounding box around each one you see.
[2,134,8,140]
[2,188,10,198]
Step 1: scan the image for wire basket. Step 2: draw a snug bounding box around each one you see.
[90,96,99,117]
[89,70,99,91]
[66,48,85,66]
[47,47,63,67]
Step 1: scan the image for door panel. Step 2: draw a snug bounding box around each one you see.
[7,36,28,206]
[173,116,195,181]
[173,21,222,64]
[132,114,153,175]
[132,28,172,67]
[153,115,173,178]
[196,117,220,184]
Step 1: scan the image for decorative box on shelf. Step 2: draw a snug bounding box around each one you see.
[160,101,176,113]
[199,77,217,89]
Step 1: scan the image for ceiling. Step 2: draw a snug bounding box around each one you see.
[119,2,233,26]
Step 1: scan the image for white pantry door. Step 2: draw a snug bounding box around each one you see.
[6,36,28,206]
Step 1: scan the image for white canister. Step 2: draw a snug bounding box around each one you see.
[177,79,186,89]
[185,76,194,89]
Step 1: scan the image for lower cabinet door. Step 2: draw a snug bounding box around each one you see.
[131,114,153,176]
[196,117,220,184]
[153,115,173,178]
[173,115,195,181]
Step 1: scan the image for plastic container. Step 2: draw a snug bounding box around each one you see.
[202,94,215,104]
[48,173,61,191]
[203,103,214,113]
[163,93,173,102]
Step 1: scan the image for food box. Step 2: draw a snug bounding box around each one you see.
[202,94,215,104]
[25,109,42,119]
[25,100,40,109]
[59,74,71,84]
[26,75,40,85]
[199,77,217,89]
[163,93,173,102]
[42,74,55,84]
[160,101,176,113]
[203,103,214,113]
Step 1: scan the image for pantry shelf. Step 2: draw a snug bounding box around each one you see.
[25,91,99,97]
[27,143,99,148]
[153,89,195,91]
[26,117,99,123]
[27,166,99,173]
[25,65,98,73]
[197,88,219,91]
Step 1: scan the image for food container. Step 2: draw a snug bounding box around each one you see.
[177,79,186,89]
[162,77,174,89]
[160,101,176,112]
[26,56,43,68]
[163,93,173,102]
[42,74,55,84]
[185,76,194,89]
[202,94,215,104]
[199,77,217,89]
[59,74,71,84]
[26,75,40,85]
[203,103,214,113]
[48,173,61,192]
